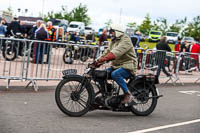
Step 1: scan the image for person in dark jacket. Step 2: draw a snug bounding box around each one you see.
[29,20,42,39]
[19,21,27,38]
[33,24,49,64]
[7,17,21,36]
[155,36,172,84]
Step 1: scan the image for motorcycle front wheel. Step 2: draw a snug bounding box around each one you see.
[55,75,94,117]
[2,44,17,61]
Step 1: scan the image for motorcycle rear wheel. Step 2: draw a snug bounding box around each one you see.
[129,80,158,116]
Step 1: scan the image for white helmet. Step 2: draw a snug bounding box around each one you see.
[110,24,124,38]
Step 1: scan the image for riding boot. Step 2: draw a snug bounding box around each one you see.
[121,92,133,104]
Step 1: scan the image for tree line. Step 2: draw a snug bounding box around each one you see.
[127,14,200,40]
[43,4,200,40]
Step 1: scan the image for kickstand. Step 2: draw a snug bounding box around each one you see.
[25,80,39,92]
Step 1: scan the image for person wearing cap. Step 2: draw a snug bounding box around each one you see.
[94,24,137,104]
[7,17,21,36]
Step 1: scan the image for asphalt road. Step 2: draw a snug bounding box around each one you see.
[0,84,200,133]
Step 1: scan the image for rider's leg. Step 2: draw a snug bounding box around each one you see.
[96,67,113,93]
[111,68,132,103]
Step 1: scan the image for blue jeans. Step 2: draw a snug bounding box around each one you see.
[98,67,131,93]
[156,64,171,77]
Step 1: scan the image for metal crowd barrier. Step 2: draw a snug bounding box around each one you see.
[1,37,200,90]
[0,38,109,91]
[135,48,200,85]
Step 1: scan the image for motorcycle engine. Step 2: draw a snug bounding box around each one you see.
[106,95,124,108]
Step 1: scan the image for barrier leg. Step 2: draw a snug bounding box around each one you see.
[25,80,39,92]
[174,75,184,85]
[194,78,200,83]
[164,76,176,86]
[6,79,10,90]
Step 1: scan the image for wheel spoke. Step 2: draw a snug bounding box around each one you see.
[76,100,87,109]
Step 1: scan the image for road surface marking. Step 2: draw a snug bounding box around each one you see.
[128,119,200,133]
[179,91,200,95]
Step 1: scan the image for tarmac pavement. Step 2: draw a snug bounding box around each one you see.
[0,79,200,133]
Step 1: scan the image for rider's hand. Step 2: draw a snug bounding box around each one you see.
[90,61,101,68]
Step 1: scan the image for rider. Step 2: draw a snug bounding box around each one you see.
[94,24,138,104]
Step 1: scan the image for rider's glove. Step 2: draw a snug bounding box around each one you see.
[97,52,116,65]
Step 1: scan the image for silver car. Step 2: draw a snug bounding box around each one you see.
[181,37,195,44]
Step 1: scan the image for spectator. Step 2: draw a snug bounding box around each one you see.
[0,20,7,36]
[180,40,189,52]
[190,41,200,67]
[86,32,95,41]
[174,37,182,52]
[65,32,70,42]
[155,36,172,84]
[33,24,49,64]
[86,32,95,42]
[46,21,56,42]
[70,32,80,43]
[131,31,141,47]
[20,21,27,38]
[29,20,42,39]
[7,17,21,36]
[75,32,81,43]
[70,31,76,42]
[98,29,108,46]
[1,18,8,26]
[93,29,108,61]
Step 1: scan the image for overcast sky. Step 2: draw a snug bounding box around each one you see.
[1,0,200,30]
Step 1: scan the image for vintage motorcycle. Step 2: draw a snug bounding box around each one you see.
[55,64,162,117]
[63,41,95,64]
[2,32,33,61]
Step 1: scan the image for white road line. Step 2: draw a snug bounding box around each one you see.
[128,119,200,133]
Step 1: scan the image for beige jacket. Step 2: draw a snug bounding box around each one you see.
[99,34,137,74]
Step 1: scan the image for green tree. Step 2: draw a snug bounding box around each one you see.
[184,16,200,40]
[152,17,168,35]
[168,17,187,34]
[43,3,91,26]
[104,19,112,28]
[126,22,137,29]
[138,13,153,35]
[69,3,91,25]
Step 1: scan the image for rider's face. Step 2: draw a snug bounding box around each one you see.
[111,31,116,37]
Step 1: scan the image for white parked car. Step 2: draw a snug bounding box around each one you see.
[67,21,85,35]
[84,26,94,35]
[166,32,179,44]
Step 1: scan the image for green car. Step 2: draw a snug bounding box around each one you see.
[149,30,162,42]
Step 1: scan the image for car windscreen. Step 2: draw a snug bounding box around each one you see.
[69,24,78,28]
[150,32,161,35]
[184,37,193,40]
[99,29,103,32]
[54,20,61,26]
[167,33,178,37]
[85,27,92,30]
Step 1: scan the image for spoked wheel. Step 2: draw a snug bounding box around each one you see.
[55,75,93,117]
[63,49,73,64]
[2,43,17,61]
[129,80,158,116]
